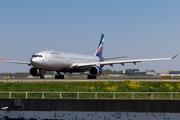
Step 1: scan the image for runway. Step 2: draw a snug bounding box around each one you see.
[0,79,180,82]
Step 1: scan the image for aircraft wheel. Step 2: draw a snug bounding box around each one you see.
[87,75,96,79]
[61,75,64,79]
[55,75,64,79]
[40,76,45,79]
[55,75,58,79]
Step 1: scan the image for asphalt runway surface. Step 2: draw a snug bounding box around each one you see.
[0,79,180,82]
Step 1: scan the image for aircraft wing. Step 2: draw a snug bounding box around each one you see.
[71,54,178,68]
[2,57,31,66]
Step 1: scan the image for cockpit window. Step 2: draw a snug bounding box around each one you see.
[32,55,43,57]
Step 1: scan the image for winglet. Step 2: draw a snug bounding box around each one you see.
[2,57,5,62]
[172,54,178,59]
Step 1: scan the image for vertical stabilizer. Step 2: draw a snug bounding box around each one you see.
[94,34,104,61]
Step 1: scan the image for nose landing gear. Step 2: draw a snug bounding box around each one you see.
[40,70,45,79]
[40,75,45,79]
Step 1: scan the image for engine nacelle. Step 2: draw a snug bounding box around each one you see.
[29,67,42,76]
[89,66,103,76]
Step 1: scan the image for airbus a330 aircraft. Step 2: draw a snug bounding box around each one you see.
[2,34,178,79]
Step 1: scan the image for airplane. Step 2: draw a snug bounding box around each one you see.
[2,34,178,79]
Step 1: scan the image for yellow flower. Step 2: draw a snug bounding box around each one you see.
[127,81,140,89]
[104,81,109,85]
[90,86,94,91]
[106,85,118,92]
[177,84,180,89]
[164,83,173,91]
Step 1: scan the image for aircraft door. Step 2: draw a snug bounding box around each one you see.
[46,52,52,63]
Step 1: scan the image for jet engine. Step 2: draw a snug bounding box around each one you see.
[89,66,103,76]
[29,67,42,76]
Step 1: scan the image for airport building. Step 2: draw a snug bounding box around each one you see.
[130,70,180,77]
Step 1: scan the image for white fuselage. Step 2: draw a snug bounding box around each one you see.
[30,50,99,72]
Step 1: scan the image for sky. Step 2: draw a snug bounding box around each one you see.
[0,0,180,73]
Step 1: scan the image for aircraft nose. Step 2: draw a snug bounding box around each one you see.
[30,57,35,64]
[30,57,40,67]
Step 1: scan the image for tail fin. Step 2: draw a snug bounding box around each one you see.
[94,34,104,61]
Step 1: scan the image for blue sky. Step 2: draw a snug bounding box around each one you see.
[0,1,179,73]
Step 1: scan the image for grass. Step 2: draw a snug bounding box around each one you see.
[0,81,180,99]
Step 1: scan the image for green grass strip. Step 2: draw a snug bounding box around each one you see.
[0,81,180,99]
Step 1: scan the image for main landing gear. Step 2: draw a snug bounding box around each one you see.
[55,72,64,79]
[87,75,96,79]
[55,75,64,79]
